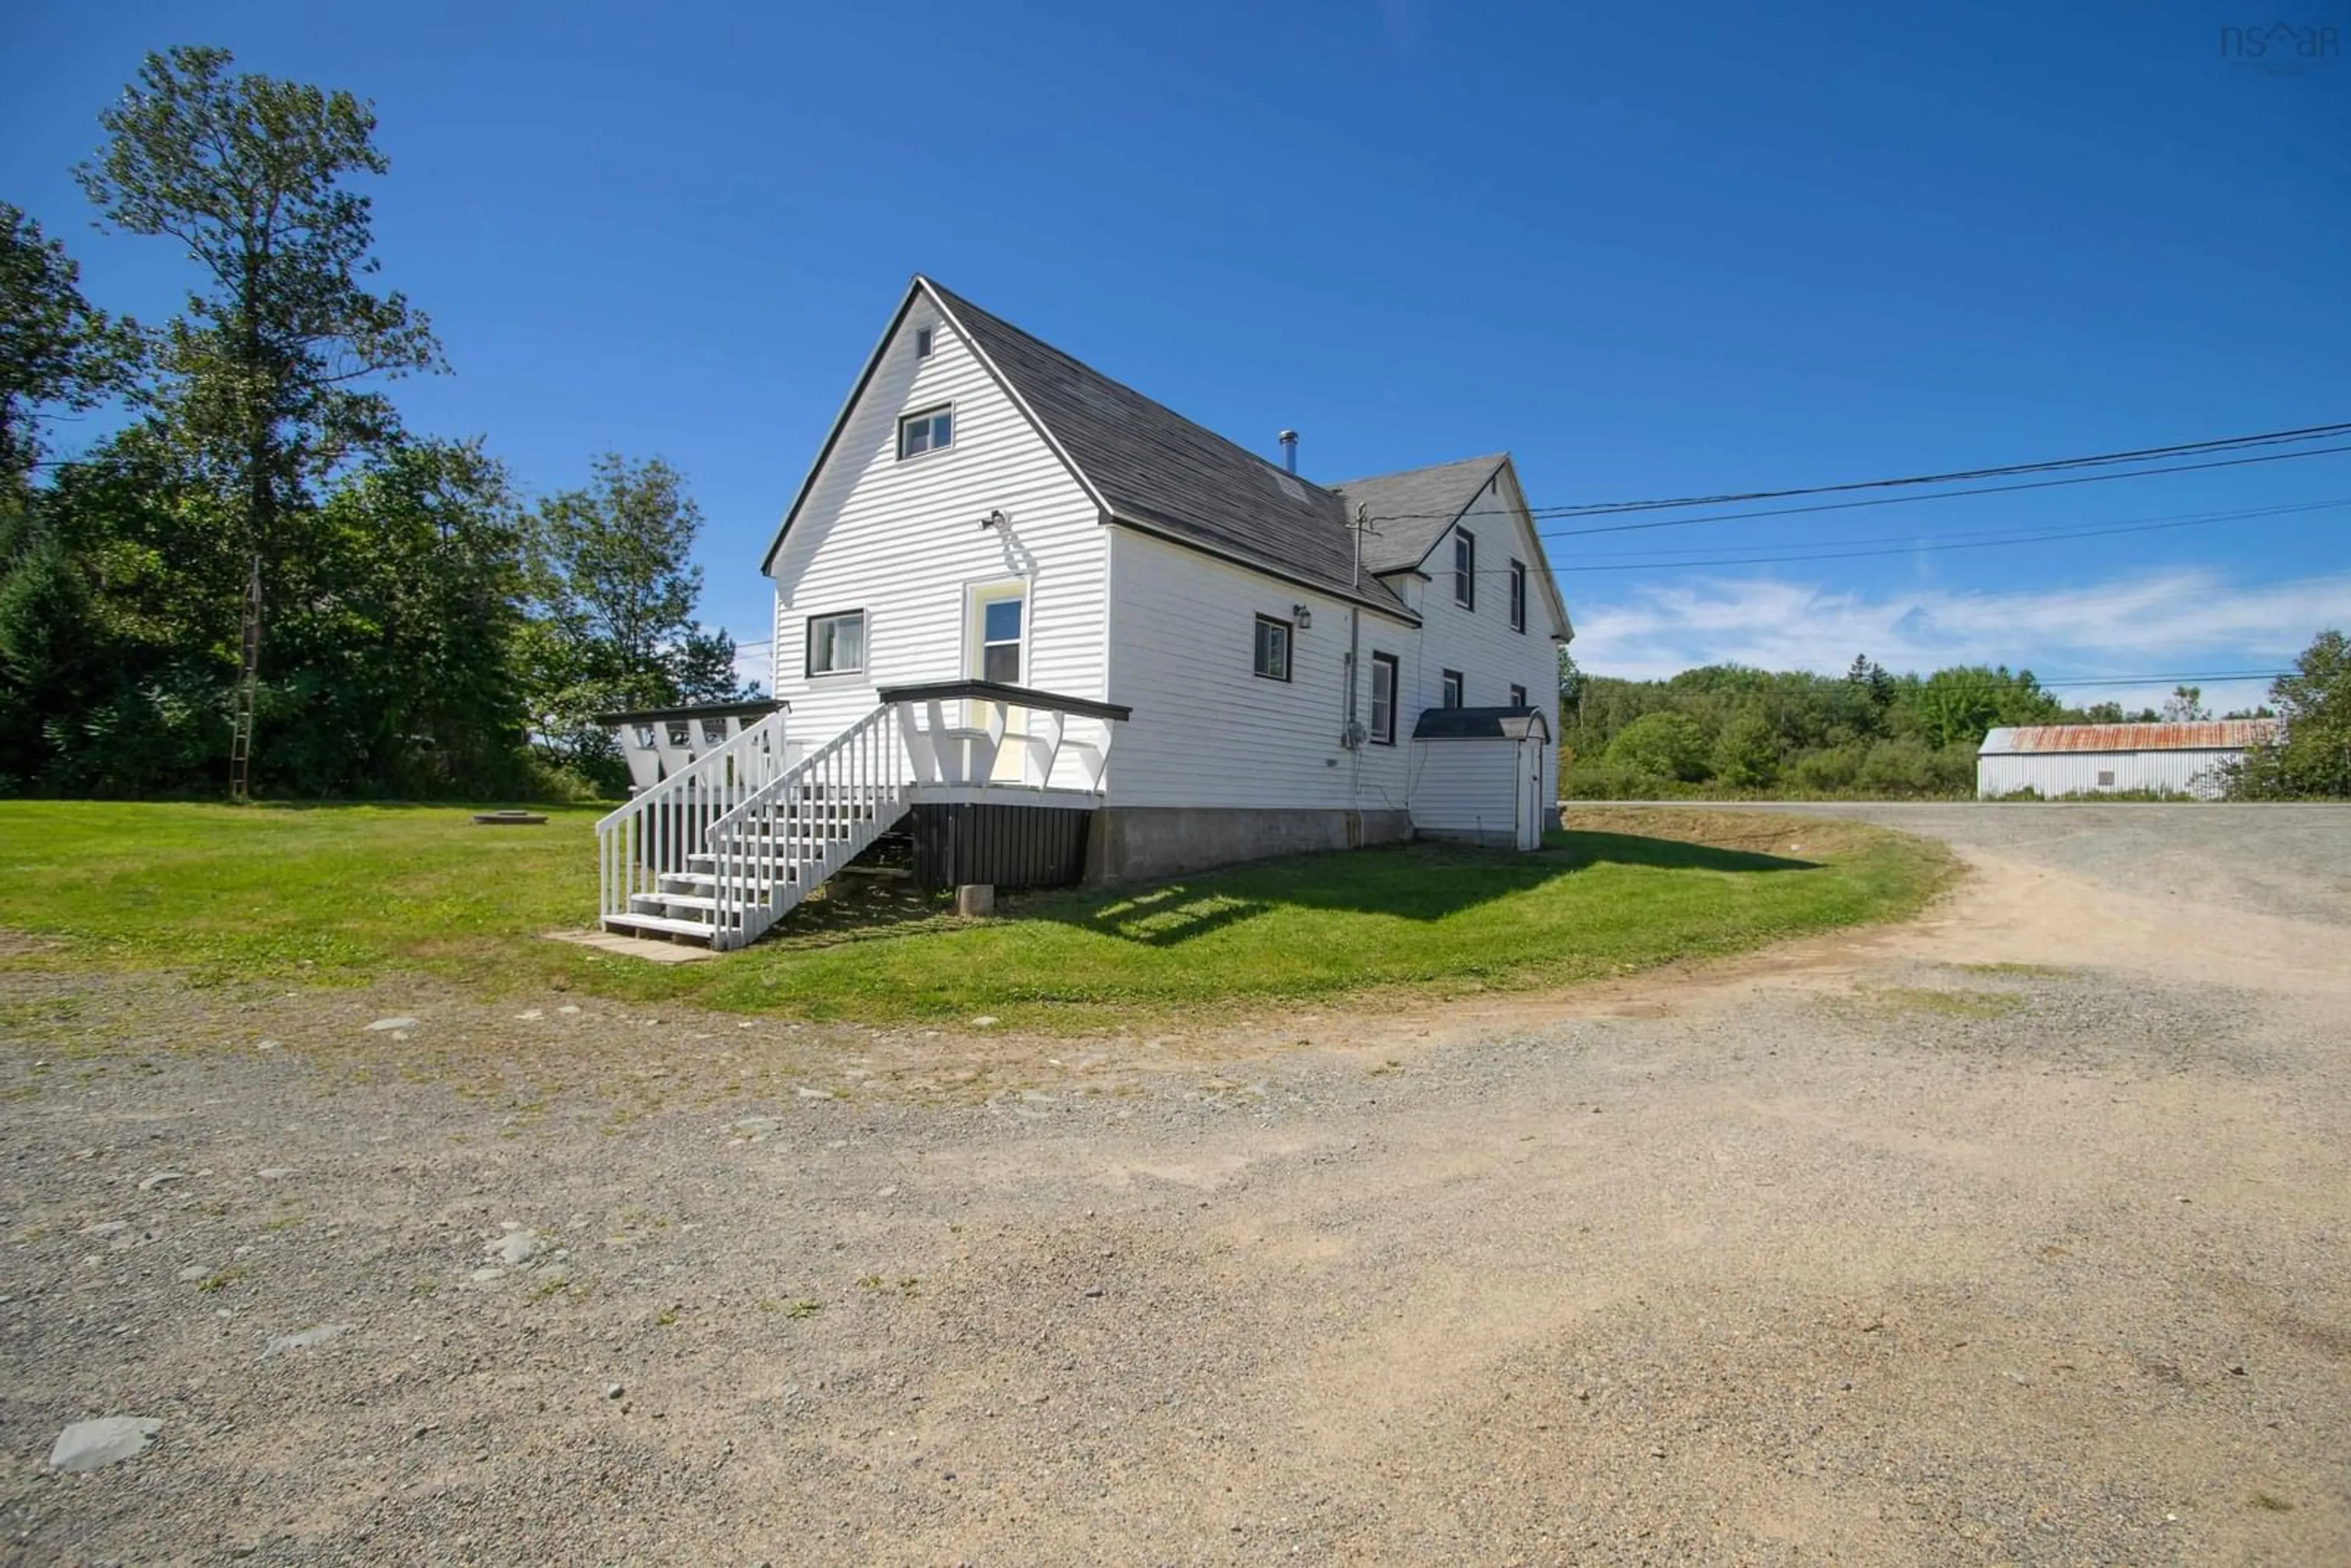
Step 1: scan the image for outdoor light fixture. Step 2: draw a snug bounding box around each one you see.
[978,509,1008,530]
[1292,603,1312,628]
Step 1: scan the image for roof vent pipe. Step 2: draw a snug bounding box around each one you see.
[1278,429,1299,475]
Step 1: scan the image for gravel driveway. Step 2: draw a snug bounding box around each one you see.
[3,805,2347,1565]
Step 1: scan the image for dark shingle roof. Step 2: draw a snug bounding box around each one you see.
[1328,453,1510,575]
[924,279,1411,615]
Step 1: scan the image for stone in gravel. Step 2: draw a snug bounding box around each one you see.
[971,1015,1000,1028]
[733,1117,781,1136]
[263,1323,354,1357]
[470,1267,505,1284]
[258,1168,294,1180]
[366,1016,419,1031]
[49,1417,162,1471]
[516,1009,544,1021]
[137,1172,189,1191]
[255,1040,279,1051]
[558,1004,580,1015]
[605,1382,624,1400]
[176,1266,209,1283]
[490,1232,538,1267]
[795,1087,833,1101]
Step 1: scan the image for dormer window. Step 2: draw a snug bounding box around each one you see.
[914,325,935,359]
[898,405,954,459]
[1453,528,1475,609]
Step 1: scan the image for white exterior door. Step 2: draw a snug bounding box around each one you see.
[967,583,1027,781]
[1517,740,1545,851]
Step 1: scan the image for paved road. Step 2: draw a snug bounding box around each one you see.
[4,805,2347,1564]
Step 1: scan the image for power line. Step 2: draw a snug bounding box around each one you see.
[1519,441,2351,541]
[1431,497,2349,575]
[1551,498,2351,574]
[1363,419,2351,524]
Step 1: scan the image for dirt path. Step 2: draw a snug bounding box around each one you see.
[3,806,2347,1564]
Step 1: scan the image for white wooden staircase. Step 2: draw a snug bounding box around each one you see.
[594,684,1127,951]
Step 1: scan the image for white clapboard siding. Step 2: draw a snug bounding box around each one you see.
[767,302,1109,790]
[1104,527,1415,811]
[1408,740,1521,836]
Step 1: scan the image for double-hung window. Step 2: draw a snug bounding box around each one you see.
[898,404,953,459]
[1509,559,1527,632]
[1253,614,1292,681]
[1453,528,1475,609]
[1509,683,1528,708]
[1369,652,1399,745]
[806,609,865,676]
[1441,669,1464,708]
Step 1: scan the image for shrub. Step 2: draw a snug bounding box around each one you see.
[1607,711,1712,782]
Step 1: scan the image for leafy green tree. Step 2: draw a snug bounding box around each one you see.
[2161,684,2208,722]
[1902,665,2060,749]
[525,452,744,781]
[0,203,134,484]
[1712,712,1780,790]
[2224,630,2350,798]
[1606,710,1711,782]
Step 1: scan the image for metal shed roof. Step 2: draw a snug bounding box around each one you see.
[1412,705,1552,741]
[1979,719,2280,756]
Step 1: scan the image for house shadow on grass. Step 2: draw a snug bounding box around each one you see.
[1539,830,1820,875]
[1012,831,1822,948]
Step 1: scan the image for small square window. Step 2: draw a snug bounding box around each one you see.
[898,405,953,459]
[914,324,935,359]
[1453,530,1475,609]
[1369,653,1398,745]
[1253,614,1292,682]
[1509,684,1527,708]
[2096,770,2115,787]
[1509,560,1527,632]
[1441,669,1464,708]
[806,609,866,676]
[665,720,691,748]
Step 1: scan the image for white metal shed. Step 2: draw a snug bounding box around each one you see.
[1410,706,1553,850]
[1976,719,2279,799]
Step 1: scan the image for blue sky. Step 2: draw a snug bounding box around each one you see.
[4,0,2347,713]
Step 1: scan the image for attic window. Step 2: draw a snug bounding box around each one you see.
[1453,529,1475,609]
[914,325,935,359]
[898,405,953,459]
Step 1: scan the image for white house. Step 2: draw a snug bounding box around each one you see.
[596,276,1571,948]
[1976,719,2279,798]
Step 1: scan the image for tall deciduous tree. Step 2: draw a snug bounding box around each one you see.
[2225,630,2350,798]
[525,452,744,781]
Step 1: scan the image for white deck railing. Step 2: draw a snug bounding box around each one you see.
[594,708,788,931]
[596,683,1132,948]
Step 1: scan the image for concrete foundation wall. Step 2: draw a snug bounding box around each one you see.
[1085,807,1414,883]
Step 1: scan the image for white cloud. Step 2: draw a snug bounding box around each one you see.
[1572,568,2351,708]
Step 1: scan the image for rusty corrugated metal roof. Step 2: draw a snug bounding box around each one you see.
[1979,719,2281,755]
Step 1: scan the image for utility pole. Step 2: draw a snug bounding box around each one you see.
[230,552,260,802]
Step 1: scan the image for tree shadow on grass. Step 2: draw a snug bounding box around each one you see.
[1539,830,1820,874]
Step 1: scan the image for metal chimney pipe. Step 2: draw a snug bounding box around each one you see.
[1278,429,1299,475]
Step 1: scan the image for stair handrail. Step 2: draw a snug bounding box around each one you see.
[704,702,906,948]
[595,707,789,929]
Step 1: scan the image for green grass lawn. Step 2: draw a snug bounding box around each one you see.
[0,801,1952,1027]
